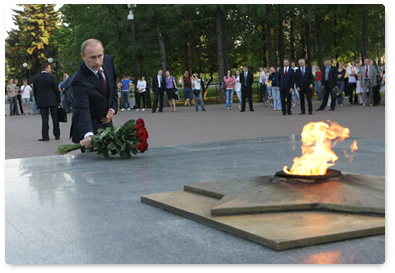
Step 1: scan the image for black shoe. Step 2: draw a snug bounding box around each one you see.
[250,109,254,112]
[196,109,198,111]
[329,108,335,111]
[152,110,156,113]
[288,112,292,115]
[315,108,323,111]
[282,113,286,115]
[55,136,60,140]
[202,109,206,111]
[240,110,245,112]
[308,112,312,115]
[159,110,163,112]
[300,113,305,115]
[38,138,49,141]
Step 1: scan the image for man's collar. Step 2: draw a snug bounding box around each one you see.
[85,62,104,75]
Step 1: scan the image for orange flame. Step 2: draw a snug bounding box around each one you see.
[350,140,358,152]
[344,140,359,163]
[283,121,353,176]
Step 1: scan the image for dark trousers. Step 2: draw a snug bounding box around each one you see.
[348,82,357,104]
[152,90,164,112]
[280,88,292,114]
[259,83,266,102]
[241,87,254,111]
[299,88,313,114]
[17,94,24,114]
[318,81,336,110]
[64,90,73,112]
[8,96,19,115]
[136,92,146,109]
[40,106,60,140]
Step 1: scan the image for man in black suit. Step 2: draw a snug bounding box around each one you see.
[33,63,61,141]
[152,69,166,113]
[295,59,314,115]
[316,58,338,111]
[70,39,118,149]
[277,58,295,115]
[240,65,254,112]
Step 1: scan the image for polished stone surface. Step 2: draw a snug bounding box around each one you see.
[5,136,385,263]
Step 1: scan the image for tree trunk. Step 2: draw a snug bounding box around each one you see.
[314,10,324,70]
[377,39,381,66]
[290,18,296,62]
[305,22,312,68]
[278,19,285,63]
[266,5,276,67]
[183,7,192,74]
[156,19,167,72]
[216,8,225,103]
[221,8,229,72]
[156,17,169,107]
[362,4,369,59]
[300,23,306,61]
[262,23,267,68]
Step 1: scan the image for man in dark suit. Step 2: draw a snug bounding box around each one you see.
[277,58,295,115]
[60,72,73,113]
[316,58,338,111]
[70,39,118,149]
[152,69,166,113]
[240,65,254,112]
[33,63,61,141]
[295,59,314,115]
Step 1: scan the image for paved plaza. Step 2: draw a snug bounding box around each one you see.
[5,100,385,159]
[5,100,386,264]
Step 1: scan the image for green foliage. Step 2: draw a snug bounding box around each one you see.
[5,4,60,81]
[7,4,385,85]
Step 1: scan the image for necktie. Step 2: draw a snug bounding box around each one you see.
[284,67,287,77]
[302,67,305,77]
[245,72,247,86]
[97,70,108,96]
[366,66,368,78]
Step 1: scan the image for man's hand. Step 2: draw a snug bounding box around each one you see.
[101,109,114,124]
[289,88,293,94]
[297,87,300,91]
[277,87,280,91]
[309,84,313,89]
[80,136,92,148]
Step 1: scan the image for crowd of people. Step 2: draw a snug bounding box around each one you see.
[6,57,385,119]
[4,37,386,147]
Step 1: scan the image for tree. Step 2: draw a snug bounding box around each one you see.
[362,4,369,59]
[6,4,60,80]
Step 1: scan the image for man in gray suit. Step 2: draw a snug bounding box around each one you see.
[360,58,377,107]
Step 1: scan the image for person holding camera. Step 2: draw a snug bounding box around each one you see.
[192,73,205,112]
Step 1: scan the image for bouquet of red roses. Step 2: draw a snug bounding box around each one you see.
[56,118,148,158]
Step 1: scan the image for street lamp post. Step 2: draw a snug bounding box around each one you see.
[23,62,31,81]
[127,4,138,93]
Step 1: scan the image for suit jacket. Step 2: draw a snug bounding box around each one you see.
[70,55,118,143]
[33,72,61,108]
[295,66,314,91]
[152,74,166,93]
[323,66,338,90]
[240,71,254,91]
[277,67,295,92]
[360,65,377,86]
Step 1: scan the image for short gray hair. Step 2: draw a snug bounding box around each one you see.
[81,39,103,54]
[298,59,305,64]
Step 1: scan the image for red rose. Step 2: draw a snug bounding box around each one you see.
[135,123,144,131]
[136,118,145,127]
[138,135,147,142]
[136,141,148,153]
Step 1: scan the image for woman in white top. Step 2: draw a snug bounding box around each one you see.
[136,76,147,111]
[192,73,206,111]
[234,70,242,109]
[21,79,32,115]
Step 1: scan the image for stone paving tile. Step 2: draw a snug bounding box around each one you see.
[4,100,385,159]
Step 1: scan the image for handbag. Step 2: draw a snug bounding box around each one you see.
[193,89,200,96]
[58,106,67,123]
[174,89,180,101]
[331,87,342,98]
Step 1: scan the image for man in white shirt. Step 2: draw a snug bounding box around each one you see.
[347,60,359,105]
[21,79,32,115]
